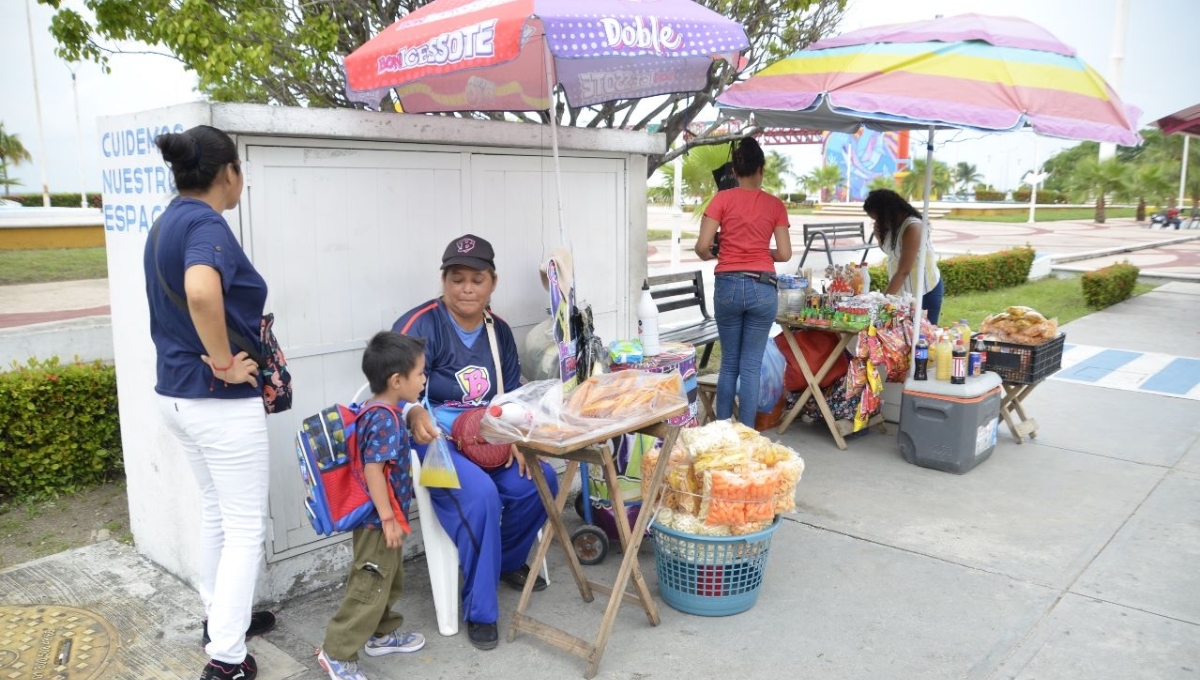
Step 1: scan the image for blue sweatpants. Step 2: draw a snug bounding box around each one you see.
[415,439,557,625]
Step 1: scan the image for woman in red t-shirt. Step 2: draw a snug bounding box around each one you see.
[694,137,792,426]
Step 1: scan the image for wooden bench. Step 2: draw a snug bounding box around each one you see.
[799,221,876,267]
[646,271,719,369]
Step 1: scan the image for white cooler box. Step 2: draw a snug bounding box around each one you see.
[897,373,1002,474]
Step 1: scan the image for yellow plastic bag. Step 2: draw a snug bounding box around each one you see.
[421,402,461,489]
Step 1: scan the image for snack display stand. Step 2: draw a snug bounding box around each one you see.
[773,317,884,449]
[482,401,687,679]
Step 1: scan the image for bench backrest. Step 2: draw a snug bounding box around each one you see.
[802,221,868,241]
[646,271,710,320]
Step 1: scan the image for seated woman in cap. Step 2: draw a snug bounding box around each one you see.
[392,234,557,652]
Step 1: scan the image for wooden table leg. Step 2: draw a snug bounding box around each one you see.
[777,329,812,434]
[583,425,680,679]
[805,333,853,450]
[999,382,1040,443]
[598,448,657,624]
[508,451,592,645]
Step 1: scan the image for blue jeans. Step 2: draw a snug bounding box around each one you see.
[713,274,778,427]
[923,279,945,326]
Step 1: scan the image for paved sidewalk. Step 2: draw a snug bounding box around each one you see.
[2,285,1198,679]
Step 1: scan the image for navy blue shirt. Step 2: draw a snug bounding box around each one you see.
[392,299,520,430]
[145,197,267,399]
[355,405,414,532]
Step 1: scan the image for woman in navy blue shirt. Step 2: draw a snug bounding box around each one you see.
[145,125,275,680]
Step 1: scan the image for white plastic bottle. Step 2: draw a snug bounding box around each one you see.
[487,403,534,426]
[859,263,871,295]
[637,279,662,356]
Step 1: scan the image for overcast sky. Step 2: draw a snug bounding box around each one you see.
[0,0,1195,195]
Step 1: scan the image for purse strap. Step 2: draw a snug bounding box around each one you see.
[484,310,504,396]
[151,217,264,366]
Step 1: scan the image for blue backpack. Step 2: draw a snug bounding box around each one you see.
[294,402,408,536]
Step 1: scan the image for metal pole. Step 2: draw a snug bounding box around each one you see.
[70,65,88,208]
[1099,0,1131,161]
[1028,134,1040,223]
[672,145,683,212]
[908,128,935,379]
[24,0,52,207]
[844,144,852,202]
[1180,135,1190,207]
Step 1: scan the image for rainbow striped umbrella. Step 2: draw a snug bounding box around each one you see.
[717,13,1141,146]
[717,14,1142,380]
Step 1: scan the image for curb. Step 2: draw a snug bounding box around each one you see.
[1048,232,1200,264]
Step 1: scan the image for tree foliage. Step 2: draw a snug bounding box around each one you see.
[801,164,843,202]
[41,0,847,174]
[899,158,952,201]
[952,161,982,194]
[0,123,33,194]
[1067,157,1129,223]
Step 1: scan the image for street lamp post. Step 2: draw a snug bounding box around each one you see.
[69,62,88,208]
[24,0,52,208]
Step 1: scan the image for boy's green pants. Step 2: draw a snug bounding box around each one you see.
[322,527,406,661]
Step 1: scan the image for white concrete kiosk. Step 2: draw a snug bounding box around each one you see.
[99,102,661,603]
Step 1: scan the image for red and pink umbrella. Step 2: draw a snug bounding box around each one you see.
[344,0,748,113]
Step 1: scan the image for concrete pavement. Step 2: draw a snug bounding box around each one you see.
[2,284,1198,679]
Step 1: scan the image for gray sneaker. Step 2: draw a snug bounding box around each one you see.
[364,629,426,656]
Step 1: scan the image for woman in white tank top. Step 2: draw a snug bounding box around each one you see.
[863,189,944,324]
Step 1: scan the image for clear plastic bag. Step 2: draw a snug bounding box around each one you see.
[422,432,461,489]
[482,371,689,445]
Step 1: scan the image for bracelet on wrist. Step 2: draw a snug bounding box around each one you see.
[210,356,236,372]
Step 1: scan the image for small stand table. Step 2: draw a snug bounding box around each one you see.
[483,402,687,678]
[999,381,1040,443]
[774,317,861,449]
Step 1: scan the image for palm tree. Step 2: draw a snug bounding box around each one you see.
[801,164,844,202]
[868,175,896,192]
[764,150,795,196]
[1118,164,1174,222]
[0,123,32,195]
[899,159,953,201]
[953,162,983,195]
[1068,157,1130,223]
[655,143,732,208]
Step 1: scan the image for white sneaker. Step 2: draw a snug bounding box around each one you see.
[316,648,367,680]
[364,629,426,657]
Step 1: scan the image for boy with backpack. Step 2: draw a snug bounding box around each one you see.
[317,331,429,680]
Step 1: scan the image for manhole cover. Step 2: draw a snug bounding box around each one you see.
[0,605,117,679]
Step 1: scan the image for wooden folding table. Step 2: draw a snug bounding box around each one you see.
[773,317,863,449]
[483,402,686,678]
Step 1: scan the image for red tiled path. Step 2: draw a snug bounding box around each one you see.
[0,305,110,329]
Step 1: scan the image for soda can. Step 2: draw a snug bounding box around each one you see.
[968,352,982,376]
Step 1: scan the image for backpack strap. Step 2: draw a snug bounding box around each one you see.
[150,217,265,366]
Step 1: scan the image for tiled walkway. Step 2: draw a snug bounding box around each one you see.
[1052,343,1200,400]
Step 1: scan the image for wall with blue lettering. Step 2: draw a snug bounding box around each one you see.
[98,122,185,233]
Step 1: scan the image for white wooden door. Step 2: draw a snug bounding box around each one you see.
[244,142,629,560]
[244,143,469,559]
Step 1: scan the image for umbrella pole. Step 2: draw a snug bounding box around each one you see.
[543,38,568,247]
[908,127,935,377]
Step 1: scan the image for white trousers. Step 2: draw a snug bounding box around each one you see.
[159,395,270,665]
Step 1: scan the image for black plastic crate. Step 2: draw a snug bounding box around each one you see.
[980,334,1065,384]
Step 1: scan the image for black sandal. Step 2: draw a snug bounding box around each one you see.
[499,564,547,592]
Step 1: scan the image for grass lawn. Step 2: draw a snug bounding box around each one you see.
[940,274,1157,330]
[647,228,699,241]
[786,207,816,215]
[0,248,108,285]
[945,207,1137,223]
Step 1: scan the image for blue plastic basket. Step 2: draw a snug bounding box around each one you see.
[651,516,781,616]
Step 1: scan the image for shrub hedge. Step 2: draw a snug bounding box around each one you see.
[1081,261,1139,309]
[868,247,1035,296]
[2,193,103,209]
[974,188,1006,202]
[939,247,1035,295]
[0,358,122,503]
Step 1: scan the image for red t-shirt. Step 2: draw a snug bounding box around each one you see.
[703,188,790,274]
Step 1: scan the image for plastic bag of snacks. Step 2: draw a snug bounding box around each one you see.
[981,306,1059,345]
